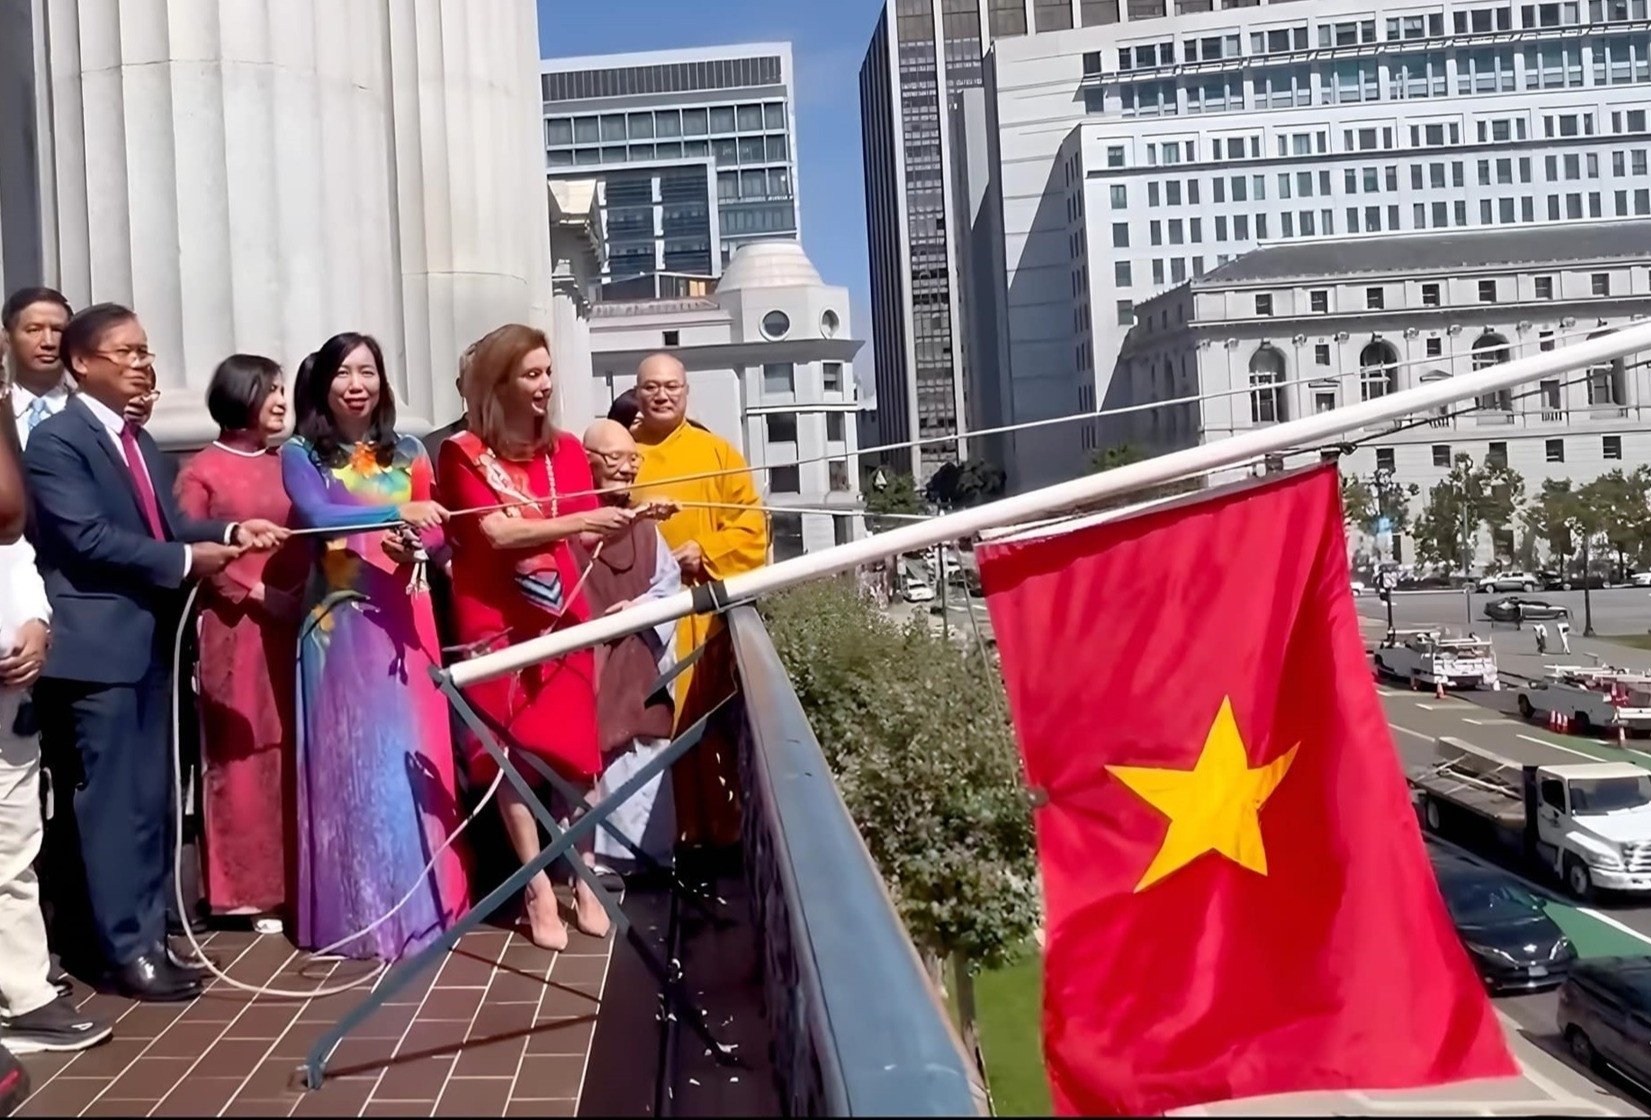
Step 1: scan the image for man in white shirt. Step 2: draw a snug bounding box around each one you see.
[0,305,111,1050]
[4,288,156,448]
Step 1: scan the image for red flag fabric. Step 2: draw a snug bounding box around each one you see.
[975,464,1516,1117]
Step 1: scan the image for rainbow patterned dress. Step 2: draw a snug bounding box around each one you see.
[279,435,469,960]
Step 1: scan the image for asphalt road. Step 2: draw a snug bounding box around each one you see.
[1359,610,1651,1111]
[1374,587,1651,637]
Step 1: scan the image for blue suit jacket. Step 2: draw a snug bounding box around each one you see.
[25,397,231,685]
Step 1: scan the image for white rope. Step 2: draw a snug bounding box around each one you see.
[169,541,604,998]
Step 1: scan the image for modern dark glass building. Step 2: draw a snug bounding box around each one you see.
[859,0,1128,479]
[541,44,800,285]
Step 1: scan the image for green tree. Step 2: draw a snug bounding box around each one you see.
[1577,468,1651,578]
[1476,460,1526,561]
[1088,443,1146,473]
[1521,478,1581,565]
[761,579,1037,977]
[864,470,924,533]
[1340,474,1376,531]
[926,458,1008,511]
[1084,443,1200,509]
[1411,455,1477,570]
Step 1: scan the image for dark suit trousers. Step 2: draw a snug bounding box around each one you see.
[36,668,172,966]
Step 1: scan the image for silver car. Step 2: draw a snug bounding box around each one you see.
[1478,571,1542,593]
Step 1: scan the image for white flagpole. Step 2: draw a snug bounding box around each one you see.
[449,323,1651,689]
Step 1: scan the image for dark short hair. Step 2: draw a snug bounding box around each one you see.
[294,332,398,468]
[607,389,640,428]
[59,303,137,378]
[206,354,282,431]
[1,287,71,332]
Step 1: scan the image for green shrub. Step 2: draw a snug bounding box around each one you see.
[761,578,1038,972]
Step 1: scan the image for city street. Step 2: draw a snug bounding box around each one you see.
[1353,600,1651,1114]
[1371,587,1651,642]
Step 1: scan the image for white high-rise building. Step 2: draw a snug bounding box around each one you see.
[1117,223,1651,566]
[958,0,1651,492]
[541,44,800,285]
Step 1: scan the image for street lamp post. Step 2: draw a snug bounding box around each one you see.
[1583,531,1596,637]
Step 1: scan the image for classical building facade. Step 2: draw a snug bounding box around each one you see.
[955,0,1651,492]
[588,242,866,559]
[0,0,554,447]
[1118,224,1651,562]
[541,44,800,285]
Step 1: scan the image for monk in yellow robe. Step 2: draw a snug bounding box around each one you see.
[631,353,768,848]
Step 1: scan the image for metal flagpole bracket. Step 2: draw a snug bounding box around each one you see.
[511,749,727,928]
[302,667,735,1090]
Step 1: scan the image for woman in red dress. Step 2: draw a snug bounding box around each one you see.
[175,355,308,926]
[437,324,637,949]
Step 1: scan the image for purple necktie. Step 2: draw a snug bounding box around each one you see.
[119,423,166,540]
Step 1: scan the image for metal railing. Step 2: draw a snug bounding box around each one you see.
[726,606,990,1118]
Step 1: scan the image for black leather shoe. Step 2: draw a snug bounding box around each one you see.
[112,951,201,1003]
[164,939,217,975]
[166,910,207,937]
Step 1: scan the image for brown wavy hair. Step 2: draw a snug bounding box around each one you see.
[463,324,554,457]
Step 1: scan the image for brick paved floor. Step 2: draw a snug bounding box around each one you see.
[14,917,615,1118]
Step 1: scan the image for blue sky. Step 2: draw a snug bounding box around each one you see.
[537,0,884,377]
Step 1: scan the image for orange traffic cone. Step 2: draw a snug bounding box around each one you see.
[1435,679,1447,700]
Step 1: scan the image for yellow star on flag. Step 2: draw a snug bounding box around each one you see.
[1106,696,1299,893]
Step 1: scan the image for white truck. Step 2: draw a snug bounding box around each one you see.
[1372,629,1499,690]
[1516,666,1651,736]
[1410,736,1651,898]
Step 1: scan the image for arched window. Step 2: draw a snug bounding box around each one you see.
[1359,341,1399,400]
[1471,333,1512,413]
[1249,346,1288,424]
[1587,329,1626,408]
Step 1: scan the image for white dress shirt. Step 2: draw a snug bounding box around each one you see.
[0,384,65,657]
[11,381,70,452]
[76,393,234,580]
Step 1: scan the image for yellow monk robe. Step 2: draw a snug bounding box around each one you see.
[634,420,768,846]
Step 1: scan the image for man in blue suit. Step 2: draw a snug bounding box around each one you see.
[25,304,285,1001]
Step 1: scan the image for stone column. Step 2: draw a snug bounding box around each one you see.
[31,0,552,446]
[384,0,555,430]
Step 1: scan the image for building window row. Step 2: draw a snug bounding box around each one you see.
[546,102,787,149]
[1102,38,1651,120]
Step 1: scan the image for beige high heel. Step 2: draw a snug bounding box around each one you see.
[522,876,569,952]
[571,878,612,939]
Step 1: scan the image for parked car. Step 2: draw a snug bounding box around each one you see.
[1400,573,1462,590]
[1478,571,1542,593]
[1558,957,1651,1082]
[1484,596,1571,623]
[1632,572,1651,588]
[1429,846,1575,992]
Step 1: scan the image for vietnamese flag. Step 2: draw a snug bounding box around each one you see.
[975,464,1517,1117]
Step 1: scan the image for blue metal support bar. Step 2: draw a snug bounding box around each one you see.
[302,669,721,1090]
[512,749,726,928]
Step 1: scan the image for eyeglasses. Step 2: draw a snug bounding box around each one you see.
[92,346,155,366]
[637,382,685,397]
[591,450,643,467]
